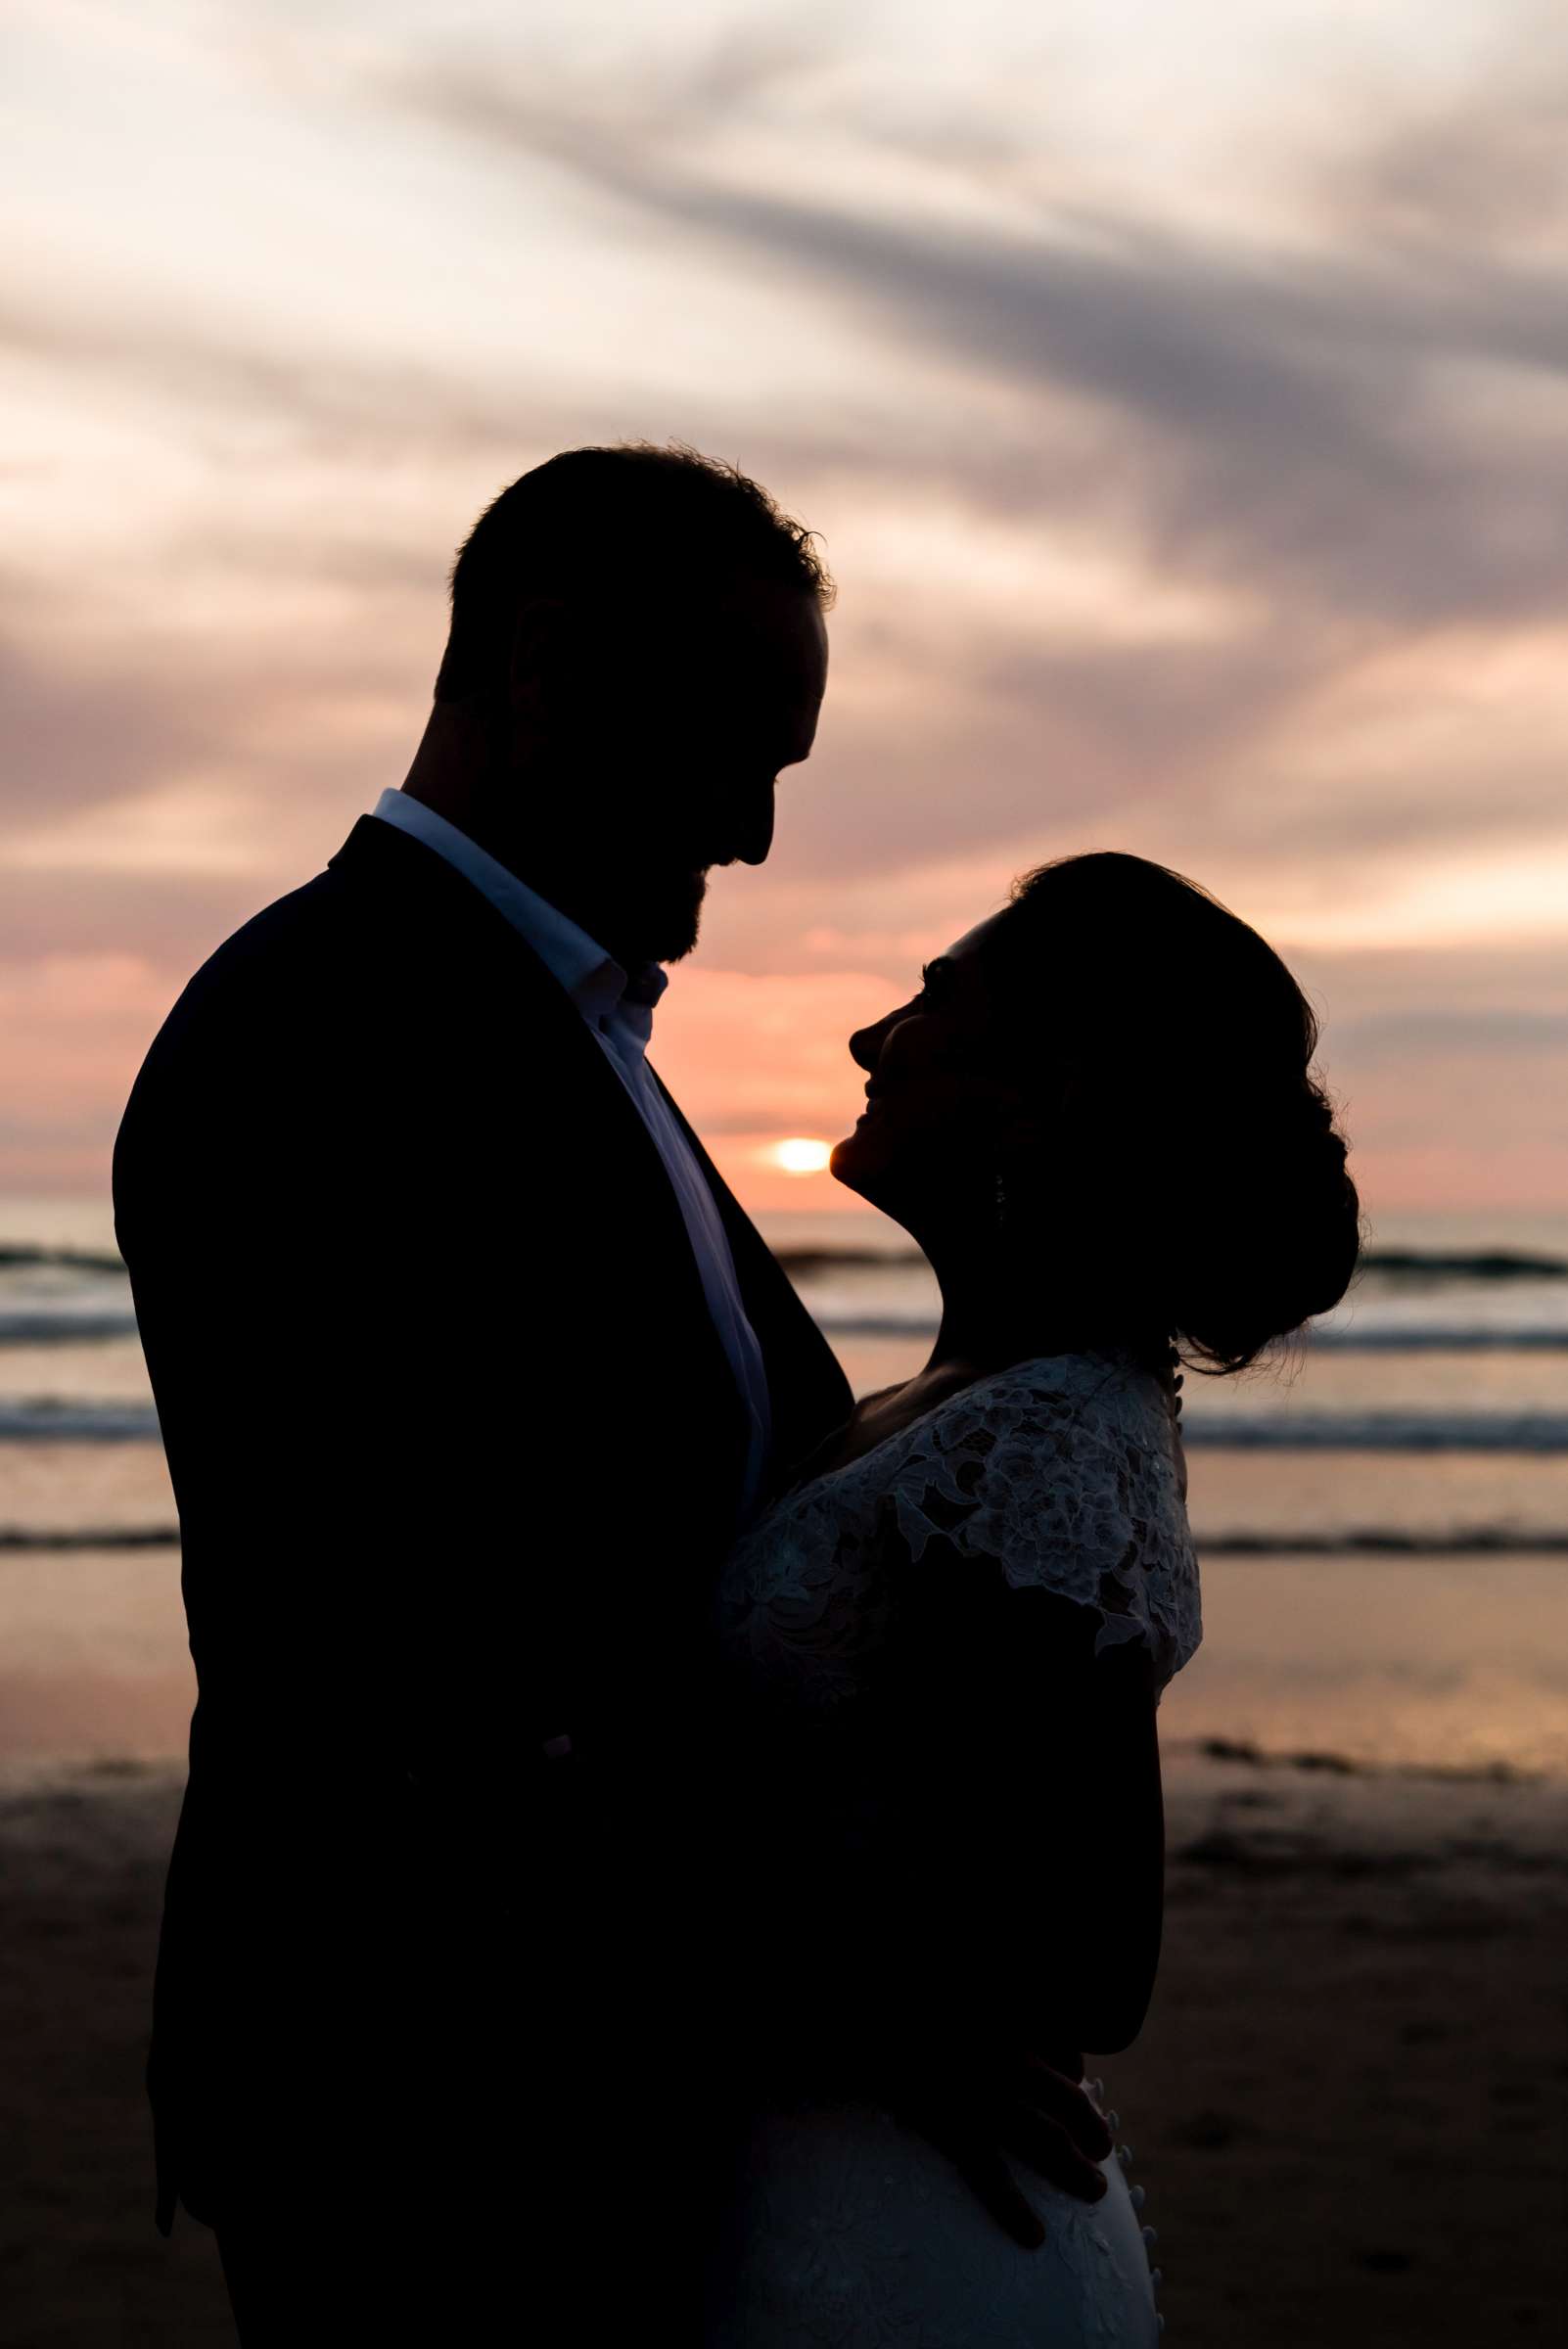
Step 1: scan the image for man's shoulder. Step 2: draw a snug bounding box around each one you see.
[124,820,597,1121]
[198,864,346,975]
[150,814,508,1037]
[145,866,358,1060]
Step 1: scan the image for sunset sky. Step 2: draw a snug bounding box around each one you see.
[5,0,1567,1218]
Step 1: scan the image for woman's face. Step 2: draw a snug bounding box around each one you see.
[830,909,1043,1221]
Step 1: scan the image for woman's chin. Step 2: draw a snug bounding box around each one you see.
[828,1129,881,1199]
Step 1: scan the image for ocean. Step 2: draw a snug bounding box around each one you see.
[2,1195,1565,1777]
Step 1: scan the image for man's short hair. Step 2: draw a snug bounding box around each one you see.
[434,441,834,702]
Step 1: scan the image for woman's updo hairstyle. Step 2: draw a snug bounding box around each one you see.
[979,852,1362,1375]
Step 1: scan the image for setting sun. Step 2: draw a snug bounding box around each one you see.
[769,1137,834,1175]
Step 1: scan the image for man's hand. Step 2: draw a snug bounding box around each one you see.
[882,2040,1115,2248]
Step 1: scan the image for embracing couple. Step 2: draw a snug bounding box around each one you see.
[114,442,1360,2344]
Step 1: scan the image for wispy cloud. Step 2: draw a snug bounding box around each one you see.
[375,43,1568,631]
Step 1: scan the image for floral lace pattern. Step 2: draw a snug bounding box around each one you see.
[708,1351,1188,2342]
[717,1347,1202,1709]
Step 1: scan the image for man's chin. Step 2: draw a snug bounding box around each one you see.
[643,872,708,963]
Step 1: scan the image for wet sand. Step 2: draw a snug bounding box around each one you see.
[1,1751,1564,2346]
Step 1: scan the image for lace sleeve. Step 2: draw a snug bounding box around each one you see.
[886,1359,1203,1694]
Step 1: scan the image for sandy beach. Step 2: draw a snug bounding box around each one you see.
[2,1746,1563,2347]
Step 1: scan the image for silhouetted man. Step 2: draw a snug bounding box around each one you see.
[115,444,1111,2342]
[114,444,850,2336]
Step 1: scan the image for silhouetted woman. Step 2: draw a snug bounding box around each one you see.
[709,852,1360,2344]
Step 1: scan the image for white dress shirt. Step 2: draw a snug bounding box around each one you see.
[369,787,772,1522]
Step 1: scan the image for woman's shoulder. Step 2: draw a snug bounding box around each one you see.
[723,1343,1200,1697]
[757,1347,1174,1539]
[905,1347,1176,1494]
[931,1345,1172,1433]
[908,1349,1201,1681]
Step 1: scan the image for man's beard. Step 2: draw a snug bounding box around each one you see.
[631,866,709,965]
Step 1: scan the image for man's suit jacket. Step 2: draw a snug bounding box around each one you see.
[113,813,853,2244]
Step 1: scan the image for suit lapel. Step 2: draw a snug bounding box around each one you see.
[647,1065,854,1488]
[330,816,851,1500]
[331,818,697,1283]
[329,816,753,1493]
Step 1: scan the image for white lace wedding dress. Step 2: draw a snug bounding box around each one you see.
[708,1346,1203,2346]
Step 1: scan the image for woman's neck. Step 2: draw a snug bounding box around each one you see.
[919,1228,1055,1376]
[917,1226,1165,1381]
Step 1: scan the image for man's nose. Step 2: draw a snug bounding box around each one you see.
[731,785,775,867]
[849,1022,880,1074]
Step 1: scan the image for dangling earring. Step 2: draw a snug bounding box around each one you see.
[992,1169,1009,1234]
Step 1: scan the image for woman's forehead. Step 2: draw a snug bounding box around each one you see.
[942,909,1010,967]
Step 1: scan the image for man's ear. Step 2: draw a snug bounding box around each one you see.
[505,596,573,721]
